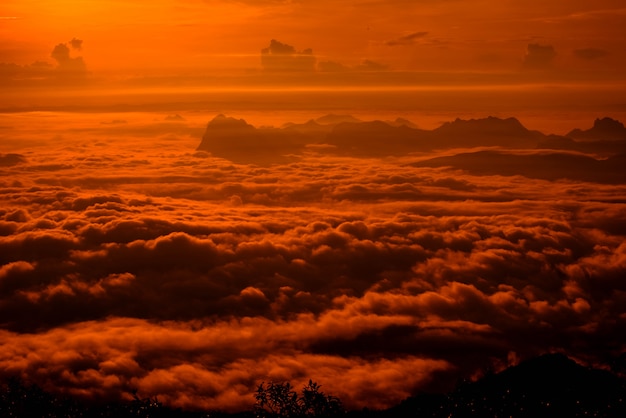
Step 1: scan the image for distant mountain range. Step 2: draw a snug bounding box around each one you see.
[196,114,626,183]
[567,117,626,141]
[538,117,626,155]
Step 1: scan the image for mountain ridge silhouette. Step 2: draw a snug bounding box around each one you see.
[197,114,626,164]
[567,117,626,141]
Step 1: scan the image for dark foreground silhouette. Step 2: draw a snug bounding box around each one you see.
[2,353,625,417]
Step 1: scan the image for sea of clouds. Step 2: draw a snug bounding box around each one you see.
[1,111,625,411]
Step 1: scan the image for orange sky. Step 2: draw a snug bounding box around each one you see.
[2,2,626,412]
[2,0,626,77]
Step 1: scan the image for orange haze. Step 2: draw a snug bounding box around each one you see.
[1,0,626,414]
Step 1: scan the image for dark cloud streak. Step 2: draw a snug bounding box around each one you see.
[386,31,429,46]
[522,43,556,69]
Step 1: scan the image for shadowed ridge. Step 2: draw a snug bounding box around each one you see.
[388,117,419,128]
[197,114,551,162]
[385,353,626,418]
[196,115,626,163]
[197,114,257,151]
[197,114,309,164]
[493,353,596,391]
[325,120,429,156]
[323,115,554,154]
[281,119,334,137]
[197,114,267,162]
[434,116,528,134]
[567,117,626,141]
[204,113,256,132]
[447,353,626,418]
[315,114,361,125]
[431,116,543,148]
[282,119,322,129]
[539,117,626,155]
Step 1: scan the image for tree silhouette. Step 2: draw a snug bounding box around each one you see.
[254,380,343,418]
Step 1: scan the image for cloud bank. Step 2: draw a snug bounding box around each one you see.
[261,39,316,72]
[0,112,625,412]
[0,38,87,85]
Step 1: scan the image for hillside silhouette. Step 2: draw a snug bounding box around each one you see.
[2,353,624,417]
[196,114,310,163]
[538,117,626,155]
[567,117,626,141]
[197,114,626,165]
[384,353,626,418]
[430,116,544,148]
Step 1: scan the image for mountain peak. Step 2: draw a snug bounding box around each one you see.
[437,116,526,132]
[567,117,626,141]
[315,114,361,125]
[431,116,538,147]
[389,117,419,128]
[197,114,258,155]
[593,117,625,132]
[207,114,254,130]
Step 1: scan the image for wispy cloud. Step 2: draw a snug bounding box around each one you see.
[385,31,429,46]
[534,7,626,23]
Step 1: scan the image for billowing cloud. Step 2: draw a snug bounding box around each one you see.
[51,43,72,63]
[70,37,83,50]
[261,39,316,72]
[0,38,86,85]
[0,111,625,412]
[51,41,87,76]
